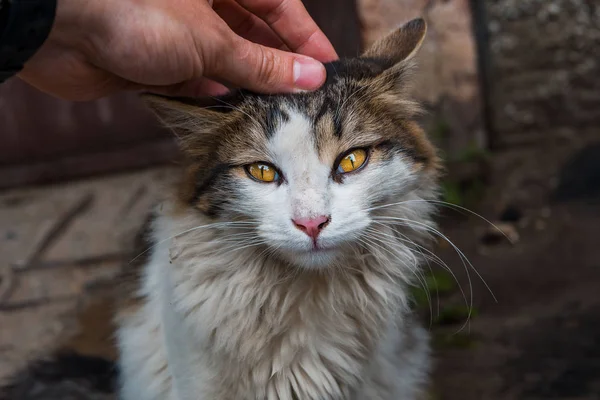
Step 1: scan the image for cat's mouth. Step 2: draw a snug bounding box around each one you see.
[310,245,333,253]
[306,238,333,253]
[306,240,336,254]
[272,237,347,268]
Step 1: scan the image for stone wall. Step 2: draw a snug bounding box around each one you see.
[359,1,600,211]
[485,0,600,148]
[357,0,484,158]
[478,0,600,211]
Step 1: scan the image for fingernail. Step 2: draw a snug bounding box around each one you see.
[293,58,326,91]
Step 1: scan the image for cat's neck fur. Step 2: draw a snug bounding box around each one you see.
[117,197,433,400]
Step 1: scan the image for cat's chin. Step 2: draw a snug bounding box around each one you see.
[277,247,342,269]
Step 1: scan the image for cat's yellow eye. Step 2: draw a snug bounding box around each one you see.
[336,149,368,174]
[245,163,280,183]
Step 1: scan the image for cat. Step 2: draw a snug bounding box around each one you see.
[114,17,441,400]
[0,17,442,400]
[107,17,443,400]
[1,18,441,400]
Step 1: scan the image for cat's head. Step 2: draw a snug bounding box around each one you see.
[145,18,440,269]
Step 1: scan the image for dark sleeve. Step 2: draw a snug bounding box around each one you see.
[0,0,57,83]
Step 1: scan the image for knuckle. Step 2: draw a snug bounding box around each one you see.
[264,0,289,25]
[233,38,253,65]
[235,14,257,36]
[206,27,237,72]
[255,47,280,87]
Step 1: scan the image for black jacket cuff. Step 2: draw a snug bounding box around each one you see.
[0,0,57,83]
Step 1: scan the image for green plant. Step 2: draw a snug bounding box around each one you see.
[430,119,451,142]
[440,181,463,206]
[433,332,478,349]
[434,305,479,325]
[455,140,490,163]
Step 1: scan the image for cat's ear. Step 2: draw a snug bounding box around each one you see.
[361,18,427,68]
[360,18,427,111]
[142,94,231,141]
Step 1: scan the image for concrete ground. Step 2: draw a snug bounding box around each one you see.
[431,199,600,400]
[427,140,600,399]
[0,167,176,381]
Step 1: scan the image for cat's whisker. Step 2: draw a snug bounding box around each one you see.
[367,226,448,276]
[372,217,475,303]
[226,240,269,253]
[365,201,413,214]
[362,232,433,322]
[217,236,262,246]
[217,231,259,238]
[129,221,258,264]
[196,233,263,249]
[372,216,494,333]
[255,241,282,261]
[360,233,431,311]
[374,215,494,299]
[367,228,472,331]
[366,226,469,320]
[394,199,512,244]
[366,226,439,324]
[330,251,365,277]
[170,237,267,261]
[367,199,512,244]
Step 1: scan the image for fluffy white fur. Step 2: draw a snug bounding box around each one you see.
[116,109,437,400]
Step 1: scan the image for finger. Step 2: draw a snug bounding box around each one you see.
[213,0,287,50]
[137,78,231,98]
[207,33,326,93]
[234,0,338,62]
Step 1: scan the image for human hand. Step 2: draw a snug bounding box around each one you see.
[18,0,338,101]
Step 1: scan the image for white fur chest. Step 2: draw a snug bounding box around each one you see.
[117,208,430,400]
[165,215,409,398]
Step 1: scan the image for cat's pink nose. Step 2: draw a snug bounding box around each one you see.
[292,215,331,240]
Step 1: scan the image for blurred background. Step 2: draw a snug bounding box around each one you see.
[0,1,599,399]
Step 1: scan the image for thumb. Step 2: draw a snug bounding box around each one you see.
[207,36,327,94]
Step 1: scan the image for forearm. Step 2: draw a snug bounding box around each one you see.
[0,0,57,83]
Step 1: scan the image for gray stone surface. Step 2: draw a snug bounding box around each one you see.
[432,200,600,400]
[486,0,600,146]
[0,168,176,383]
